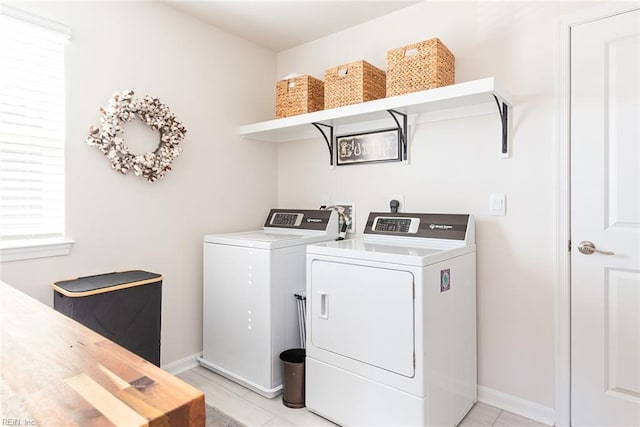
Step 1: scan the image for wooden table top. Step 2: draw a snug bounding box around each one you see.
[0,281,205,426]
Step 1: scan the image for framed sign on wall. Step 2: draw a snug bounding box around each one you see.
[336,128,401,166]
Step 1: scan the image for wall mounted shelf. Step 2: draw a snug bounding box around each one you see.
[240,77,512,165]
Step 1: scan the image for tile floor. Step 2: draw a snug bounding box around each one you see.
[178,366,550,427]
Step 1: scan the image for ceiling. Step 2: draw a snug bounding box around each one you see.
[162,0,422,52]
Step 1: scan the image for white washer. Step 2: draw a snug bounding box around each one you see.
[306,212,476,426]
[199,209,338,398]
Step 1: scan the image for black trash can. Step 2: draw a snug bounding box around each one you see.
[280,348,305,408]
[52,270,162,366]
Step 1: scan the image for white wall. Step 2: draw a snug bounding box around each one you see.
[0,0,608,417]
[275,0,597,411]
[0,1,277,365]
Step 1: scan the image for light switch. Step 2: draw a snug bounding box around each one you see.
[490,193,506,216]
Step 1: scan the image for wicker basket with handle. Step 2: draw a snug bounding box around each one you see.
[324,60,386,109]
[386,38,454,97]
[275,75,324,118]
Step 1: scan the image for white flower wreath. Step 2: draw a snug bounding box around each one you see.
[86,90,187,183]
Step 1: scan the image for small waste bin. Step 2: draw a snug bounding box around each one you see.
[52,270,162,366]
[280,348,305,408]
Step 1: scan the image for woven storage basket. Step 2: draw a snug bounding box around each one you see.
[386,38,454,97]
[275,75,324,118]
[324,60,386,109]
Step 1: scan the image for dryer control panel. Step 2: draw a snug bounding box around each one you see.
[372,216,420,233]
[364,212,471,241]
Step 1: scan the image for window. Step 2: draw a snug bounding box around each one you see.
[0,7,72,261]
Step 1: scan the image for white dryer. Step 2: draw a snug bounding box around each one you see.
[199,209,338,398]
[306,212,476,426]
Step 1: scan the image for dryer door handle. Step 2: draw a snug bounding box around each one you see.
[320,292,329,319]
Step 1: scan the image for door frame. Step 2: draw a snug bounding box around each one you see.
[555,2,640,426]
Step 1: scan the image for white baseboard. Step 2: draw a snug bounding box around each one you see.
[162,352,202,375]
[478,385,555,426]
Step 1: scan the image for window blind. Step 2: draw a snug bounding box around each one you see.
[0,8,69,246]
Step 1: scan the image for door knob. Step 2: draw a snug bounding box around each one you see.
[577,241,615,256]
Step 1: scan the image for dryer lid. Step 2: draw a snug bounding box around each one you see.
[307,238,468,266]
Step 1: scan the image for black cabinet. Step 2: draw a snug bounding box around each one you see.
[53,270,162,366]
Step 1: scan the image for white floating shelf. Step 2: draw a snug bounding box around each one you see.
[240,77,512,146]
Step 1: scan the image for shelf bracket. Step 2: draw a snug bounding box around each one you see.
[493,95,509,157]
[311,122,334,166]
[386,109,408,162]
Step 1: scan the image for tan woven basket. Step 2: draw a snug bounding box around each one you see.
[275,75,324,118]
[324,60,386,109]
[386,38,454,97]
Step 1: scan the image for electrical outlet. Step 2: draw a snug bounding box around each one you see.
[388,194,405,213]
[320,195,330,209]
[335,202,355,233]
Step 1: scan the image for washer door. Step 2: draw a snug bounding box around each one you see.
[309,260,415,377]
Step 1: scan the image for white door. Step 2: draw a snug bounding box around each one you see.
[570,8,640,426]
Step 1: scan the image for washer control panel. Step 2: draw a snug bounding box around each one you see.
[269,212,303,227]
[263,208,337,232]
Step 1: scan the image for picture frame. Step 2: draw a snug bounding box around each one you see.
[336,128,401,166]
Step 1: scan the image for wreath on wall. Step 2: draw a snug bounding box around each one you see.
[86,90,187,183]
